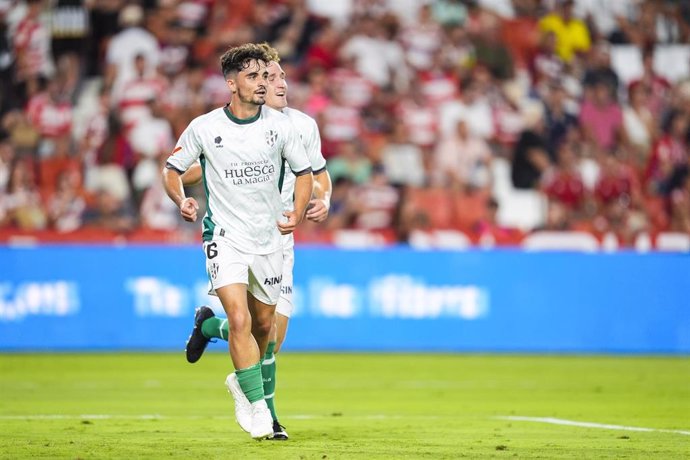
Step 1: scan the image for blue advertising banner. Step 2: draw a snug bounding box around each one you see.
[0,246,688,353]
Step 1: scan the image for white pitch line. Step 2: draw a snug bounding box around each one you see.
[496,416,690,436]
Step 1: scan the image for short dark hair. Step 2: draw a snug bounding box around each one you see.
[220,43,271,79]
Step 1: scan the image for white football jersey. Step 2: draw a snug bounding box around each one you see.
[167,106,311,254]
[279,107,327,248]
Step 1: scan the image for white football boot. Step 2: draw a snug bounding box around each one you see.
[249,399,273,440]
[224,373,252,433]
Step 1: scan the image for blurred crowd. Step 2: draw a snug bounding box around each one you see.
[1,0,690,246]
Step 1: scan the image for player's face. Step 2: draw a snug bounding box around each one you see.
[266,61,288,110]
[230,59,268,106]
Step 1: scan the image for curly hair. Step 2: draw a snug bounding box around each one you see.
[257,43,280,63]
[220,43,271,79]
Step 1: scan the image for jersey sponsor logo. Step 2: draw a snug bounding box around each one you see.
[172,146,182,155]
[224,160,276,185]
[214,136,223,148]
[263,275,282,286]
[281,285,292,295]
[265,129,278,147]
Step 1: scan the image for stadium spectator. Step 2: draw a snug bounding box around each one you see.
[329,56,376,110]
[434,119,493,193]
[265,0,322,63]
[582,42,620,99]
[129,97,174,204]
[530,31,565,91]
[350,165,400,231]
[511,113,551,189]
[573,0,636,43]
[542,81,579,157]
[669,166,690,233]
[439,76,495,140]
[323,176,356,230]
[139,154,184,231]
[83,187,136,234]
[12,0,55,104]
[399,4,443,71]
[104,4,160,98]
[645,110,689,194]
[320,87,363,156]
[381,121,426,187]
[304,22,340,72]
[327,140,372,185]
[0,140,15,192]
[623,82,657,170]
[417,48,461,108]
[395,83,439,151]
[594,152,647,242]
[471,16,514,80]
[538,0,591,63]
[340,15,406,90]
[25,75,72,158]
[116,54,167,132]
[4,158,46,230]
[628,46,672,118]
[46,168,86,233]
[579,79,624,155]
[541,141,587,215]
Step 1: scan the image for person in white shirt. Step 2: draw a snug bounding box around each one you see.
[179,44,331,441]
[163,43,313,440]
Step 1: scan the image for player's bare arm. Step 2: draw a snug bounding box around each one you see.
[163,166,199,222]
[306,170,332,223]
[181,162,202,186]
[279,170,313,234]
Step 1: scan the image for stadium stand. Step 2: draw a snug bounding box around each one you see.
[1,0,689,251]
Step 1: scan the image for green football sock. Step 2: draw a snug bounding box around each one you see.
[236,363,264,403]
[201,317,228,340]
[262,341,278,421]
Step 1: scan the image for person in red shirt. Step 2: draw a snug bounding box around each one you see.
[594,152,647,243]
[541,141,586,213]
[25,76,72,158]
[627,47,671,118]
[13,0,55,102]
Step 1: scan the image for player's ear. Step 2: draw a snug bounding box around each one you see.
[226,78,237,94]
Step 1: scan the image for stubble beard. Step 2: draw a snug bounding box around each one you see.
[238,87,265,107]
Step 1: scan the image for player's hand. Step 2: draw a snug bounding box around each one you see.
[306,198,329,223]
[278,210,299,235]
[180,197,199,222]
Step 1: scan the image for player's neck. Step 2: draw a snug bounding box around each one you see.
[227,100,261,121]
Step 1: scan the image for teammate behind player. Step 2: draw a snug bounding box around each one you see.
[182,44,332,440]
[163,43,314,440]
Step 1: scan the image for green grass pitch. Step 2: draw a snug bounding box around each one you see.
[0,353,688,459]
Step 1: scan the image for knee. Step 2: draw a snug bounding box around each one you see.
[253,315,273,338]
[228,310,251,336]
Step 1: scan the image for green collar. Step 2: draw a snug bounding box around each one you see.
[224,105,261,125]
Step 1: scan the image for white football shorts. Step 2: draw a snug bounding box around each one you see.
[276,244,295,318]
[204,237,283,306]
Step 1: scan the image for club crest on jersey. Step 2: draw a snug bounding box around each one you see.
[209,262,219,280]
[214,136,223,148]
[265,130,278,147]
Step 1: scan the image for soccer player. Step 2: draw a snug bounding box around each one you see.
[182,44,332,440]
[163,43,314,440]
